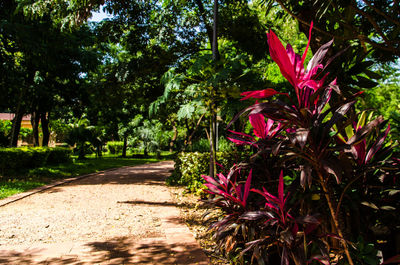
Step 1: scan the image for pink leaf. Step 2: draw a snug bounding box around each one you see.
[204,183,224,195]
[241,88,285,101]
[266,119,275,135]
[292,222,299,236]
[228,129,255,140]
[217,173,228,186]
[308,255,330,265]
[227,137,252,146]
[381,255,400,264]
[202,174,219,187]
[278,170,284,204]
[301,21,313,65]
[267,30,298,88]
[249,114,267,139]
[243,169,252,206]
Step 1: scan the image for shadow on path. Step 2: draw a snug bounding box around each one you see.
[0,235,207,264]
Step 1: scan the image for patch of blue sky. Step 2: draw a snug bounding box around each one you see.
[89,7,113,22]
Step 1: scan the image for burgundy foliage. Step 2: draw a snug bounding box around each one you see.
[202,23,399,264]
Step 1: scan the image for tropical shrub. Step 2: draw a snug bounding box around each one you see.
[107,141,124,154]
[202,23,399,264]
[65,122,103,159]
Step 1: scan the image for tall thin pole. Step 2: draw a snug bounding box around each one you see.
[209,0,219,178]
[212,0,220,61]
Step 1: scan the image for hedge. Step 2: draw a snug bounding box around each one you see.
[167,151,245,193]
[0,147,72,176]
[45,147,72,164]
[107,141,124,154]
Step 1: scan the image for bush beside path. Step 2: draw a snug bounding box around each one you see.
[0,161,209,264]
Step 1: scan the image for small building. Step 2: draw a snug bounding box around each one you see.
[0,113,34,146]
[0,113,32,129]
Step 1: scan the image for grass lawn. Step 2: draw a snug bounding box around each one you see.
[0,153,173,199]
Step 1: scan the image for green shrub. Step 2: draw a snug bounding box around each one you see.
[191,137,235,152]
[0,120,11,147]
[167,151,245,193]
[29,148,50,168]
[0,148,31,175]
[46,147,72,164]
[107,141,124,154]
[0,147,72,176]
[191,139,210,152]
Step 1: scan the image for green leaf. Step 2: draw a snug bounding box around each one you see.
[356,76,378,88]
[364,69,381,80]
[345,125,354,139]
[177,103,195,120]
[356,111,367,130]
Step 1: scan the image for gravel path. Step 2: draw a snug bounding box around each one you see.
[0,161,209,264]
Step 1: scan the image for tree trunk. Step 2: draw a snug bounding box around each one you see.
[122,134,127,158]
[9,86,27,147]
[169,123,178,152]
[31,110,40,146]
[10,112,23,147]
[97,145,102,157]
[144,143,148,157]
[212,0,220,61]
[41,112,50,147]
[194,0,214,49]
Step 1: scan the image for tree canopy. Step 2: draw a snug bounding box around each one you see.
[1,0,398,150]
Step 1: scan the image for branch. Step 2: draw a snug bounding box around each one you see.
[274,0,337,39]
[187,112,206,144]
[349,3,394,49]
[361,0,400,27]
[275,0,400,56]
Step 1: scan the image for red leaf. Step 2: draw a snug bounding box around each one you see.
[308,255,330,265]
[381,254,400,264]
[202,174,219,187]
[267,30,298,88]
[241,88,285,101]
[243,169,252,206]
[301,21,313,65]
[217,173,228,186]
[249,114,267,139]
[278,170,284,204]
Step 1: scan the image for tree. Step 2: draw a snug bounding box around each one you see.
[262,0,399,58]
[1,1,99,147]
[259,0,400,99]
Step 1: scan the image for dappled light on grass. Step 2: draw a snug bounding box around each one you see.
[0,179,45,199]
[0,156,164,199]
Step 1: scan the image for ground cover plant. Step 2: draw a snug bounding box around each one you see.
[202,23,399,265]
[0,154,161,199]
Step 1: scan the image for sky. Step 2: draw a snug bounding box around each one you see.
[89,8,113,22]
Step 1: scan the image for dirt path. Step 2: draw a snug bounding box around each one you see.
[0,161,209,264]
